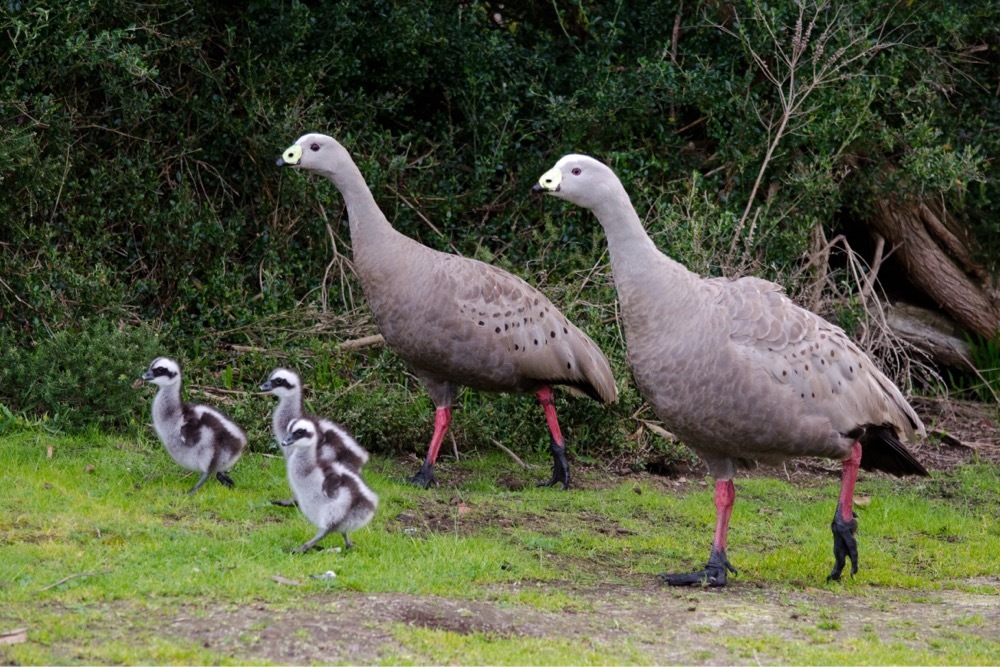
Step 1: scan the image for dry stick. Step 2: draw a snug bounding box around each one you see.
[491,439,536,469]
[450,433,460,462]
[37,569,112,593]
[339,334,384,351]
[668,1,684,122]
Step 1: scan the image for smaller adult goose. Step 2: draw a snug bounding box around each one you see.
[535,155,927,586]
[282,417,379,552]
[141,357,248,494]
[276,134,618,489]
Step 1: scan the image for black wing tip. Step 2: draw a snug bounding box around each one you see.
[859,424,930,478]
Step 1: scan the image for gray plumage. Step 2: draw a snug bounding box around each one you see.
[141,357,247,494]
[277,134,617,489]
[281,417,378,552]
[536,154,927,584]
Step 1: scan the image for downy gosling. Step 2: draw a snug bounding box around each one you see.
[142,357,247,494]
[281,416,378,552]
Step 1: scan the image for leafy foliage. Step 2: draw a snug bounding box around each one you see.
[1,0,998,443]
[0,319,163,432]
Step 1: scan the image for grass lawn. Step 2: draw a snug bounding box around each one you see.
[1,426,998,664]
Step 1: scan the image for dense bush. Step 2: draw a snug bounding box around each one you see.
[0,319,163,432]
[1,0,997,446]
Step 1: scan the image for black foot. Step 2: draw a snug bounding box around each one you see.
[271,498,298,508]
[537,440,570,490]
[408,462,437,489]
[827,507,859,581]
[659,549,737,587]
[216,471,235,488]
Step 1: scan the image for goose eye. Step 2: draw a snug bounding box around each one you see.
[310,143,320,152]
[571,167,582,176]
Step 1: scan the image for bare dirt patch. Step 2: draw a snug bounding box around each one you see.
[61,579,996,664]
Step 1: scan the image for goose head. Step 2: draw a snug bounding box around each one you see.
[260,367,301,398]
[276,133,347,176]
[533,154,619,211]
[141,357,181,387]
[281,417,320,450]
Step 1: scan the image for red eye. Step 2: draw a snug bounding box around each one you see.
[571,167,582,175]
[310,143,320,152]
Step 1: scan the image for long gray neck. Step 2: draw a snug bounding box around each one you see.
[589,181,699,306]
[324,149,413,276]
[583,181,705,356]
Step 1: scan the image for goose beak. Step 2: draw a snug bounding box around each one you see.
[260,380,273,392]
[141,370,154,381]
[276,144,302,167]
[534,166,562,193]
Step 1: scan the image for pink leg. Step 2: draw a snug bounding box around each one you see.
[712,479,736,553]
[837,441,862,521]
[661,478,738,587]
[535,386,570,489]
[535,386,565,447]
[408,407,451,489]
[425,407,452,466]
[829,441,862,580]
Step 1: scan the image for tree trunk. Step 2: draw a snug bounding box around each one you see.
[886,302,974,370]
[869,197,1000,339]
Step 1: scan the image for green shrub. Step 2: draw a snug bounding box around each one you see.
[0,320,164,433]
[2,0,998,445]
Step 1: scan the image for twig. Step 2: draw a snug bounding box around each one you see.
[491,439,538,469]
[450,432,460,461]
[384,184,461,255]
[339,334,385,351]
[37,569,112,593]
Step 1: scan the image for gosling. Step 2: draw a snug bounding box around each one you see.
[281,416,378,552]
[142,357,247,494]
[260,367,370,470]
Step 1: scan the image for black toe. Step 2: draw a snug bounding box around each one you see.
[828,510,859,581]
[408,463,436,489]
[660,549,737,587]
[537,440,570,490]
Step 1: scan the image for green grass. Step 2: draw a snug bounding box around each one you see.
[1,426,998,664]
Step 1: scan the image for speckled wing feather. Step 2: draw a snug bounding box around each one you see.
[716,276,923,440]
[374,252,618,403]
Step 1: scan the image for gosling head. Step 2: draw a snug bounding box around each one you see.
[281,417,320,450]
[260,368,301,398]
[141,357,181,387]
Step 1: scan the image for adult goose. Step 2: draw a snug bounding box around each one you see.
[276,134,617,489]
[535,154,927,586]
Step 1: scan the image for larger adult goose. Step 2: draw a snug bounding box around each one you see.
[535,154,927,586]
[276,134,617,489]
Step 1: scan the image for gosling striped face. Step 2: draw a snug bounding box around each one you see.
[260,368,300,397]
[142,357,181,387]
[282,417,319,450]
